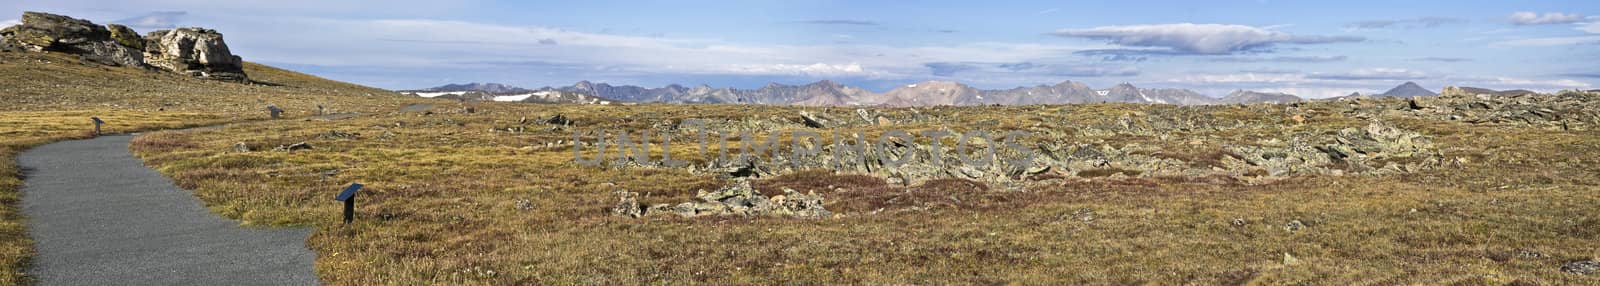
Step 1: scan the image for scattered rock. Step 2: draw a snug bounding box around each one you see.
[1231,218,1247,226]
[612,180,831,219]
[775,188,832,219]
[232,142,250,152]
[799,110,828,128]
[1284,220,1305,232]
[1563,260,1599,275]
[316,130,359,139]
[546,114,572,126]
[610,191,641,218]
[273,142,313,152]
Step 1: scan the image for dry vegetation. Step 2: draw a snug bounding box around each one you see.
[4,50,1599,285]
[0,51,434,284]
[128,99,1600,284]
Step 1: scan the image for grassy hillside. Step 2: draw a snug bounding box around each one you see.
[0,51,439,285]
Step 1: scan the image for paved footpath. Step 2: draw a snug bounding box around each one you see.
[18,134,319,285]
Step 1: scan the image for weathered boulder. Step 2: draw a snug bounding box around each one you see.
[0,12,145,67]
[143,27,248,81]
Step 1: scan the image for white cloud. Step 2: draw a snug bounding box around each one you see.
[112,11,185,30]
[1051,23,1362,54]
[220,16,1104,82]
[1167,72,1305,84]
[1,19,18,27]
[724,63,872,77]
[1509,12,1585,25]
[1582,22,1600,34]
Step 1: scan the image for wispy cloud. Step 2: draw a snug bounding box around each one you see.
[1509,12,1585,25]
[1411,57,1472,62]
[1345,17,1464,30]
[0,19,18,27]
[796,20,877,26]
[1307,68,1428,80]
[923,61,1138,77]
[1051,23,1363,55]
[1492,35,1600,47]
[1238,68,1299,74]
[1209,55,1347,63]
[112,11,186,30]
[1036,8,1060,15]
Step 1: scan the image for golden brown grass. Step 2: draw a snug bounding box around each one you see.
[0,51,436,285]
[126,100,1600,284]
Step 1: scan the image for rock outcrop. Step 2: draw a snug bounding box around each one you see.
[142,28,247,81]
[0,11,247,81]
[0,12,145,67]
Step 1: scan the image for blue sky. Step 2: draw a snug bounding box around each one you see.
[4,0,1598,97]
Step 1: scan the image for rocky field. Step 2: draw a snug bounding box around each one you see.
[120,87,1600,284]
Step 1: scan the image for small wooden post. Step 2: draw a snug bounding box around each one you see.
[335,183,364,224]
[91,117,104,136]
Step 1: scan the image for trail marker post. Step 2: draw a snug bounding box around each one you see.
[268,105,283,119]
[90,117,103,136]
[335,183,363,224]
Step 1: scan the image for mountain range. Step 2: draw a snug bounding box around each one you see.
[403,81,1459,106]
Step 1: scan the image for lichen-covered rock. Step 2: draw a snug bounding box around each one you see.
[143,27,248,81]
[610,191,641,218]
[106,23,143,49]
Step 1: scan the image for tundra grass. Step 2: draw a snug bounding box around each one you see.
[132,102,1600,285]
